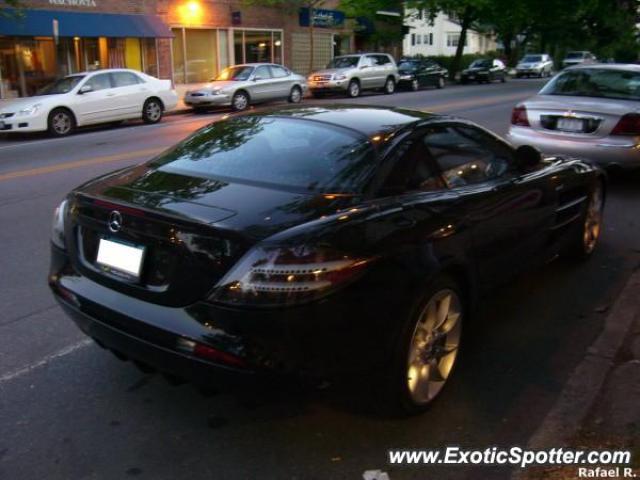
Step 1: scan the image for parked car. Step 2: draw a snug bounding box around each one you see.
[515,53,554,78]
[508,64,640,171]
[50,105,605,414]
[460,59,507,84]
[0,69,177,137]
[397,58,448,91]
[562,51,597,69]
[183,63,307,112]
[307,53,399,98]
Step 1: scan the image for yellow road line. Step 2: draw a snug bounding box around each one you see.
[0,147,164,182]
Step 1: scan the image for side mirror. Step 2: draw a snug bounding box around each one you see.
[252,76,263,81]
[515,145,543,170]
[78,85,93,94]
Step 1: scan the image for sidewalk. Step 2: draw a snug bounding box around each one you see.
[516,267,640,479]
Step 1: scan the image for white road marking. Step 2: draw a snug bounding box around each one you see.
[0,339,92,384]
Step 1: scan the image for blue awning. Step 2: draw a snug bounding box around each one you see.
[0,9,173,38]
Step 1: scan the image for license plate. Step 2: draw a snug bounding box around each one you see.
[468,75,475,79]
[96,238,145,278]
[557,118,584,132]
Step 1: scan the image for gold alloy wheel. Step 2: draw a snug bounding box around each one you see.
[584,184,603,254]
[407,289,462,405]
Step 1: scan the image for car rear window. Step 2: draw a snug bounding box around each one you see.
[150,117,376,193]
[540,68,640,101]
[522,55,542,63]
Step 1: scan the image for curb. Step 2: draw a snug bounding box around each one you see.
[512,265,640,479]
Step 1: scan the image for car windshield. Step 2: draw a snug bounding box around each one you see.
[35,75,85,95]
[540,68,640,101]
[327,56,360,69]
[150,117,377,193]
[522,55,542,63]
[566,52,585,59]
[215,66,254,81]
[398,61,419,70]
[470,60,492,68]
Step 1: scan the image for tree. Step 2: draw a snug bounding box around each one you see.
[340,0,406,51]
[406,0,492,79]
[243,0,326,72]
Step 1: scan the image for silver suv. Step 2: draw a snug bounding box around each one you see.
[308,53,399,98]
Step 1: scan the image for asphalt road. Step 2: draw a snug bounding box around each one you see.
[1,79,639,480]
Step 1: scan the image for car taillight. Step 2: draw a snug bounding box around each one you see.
[611,113,640,135]
[209,245,373,307]
[511,105,530,127]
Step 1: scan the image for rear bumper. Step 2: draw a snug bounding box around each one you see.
[49,244,411,387]
[508,126,640,169]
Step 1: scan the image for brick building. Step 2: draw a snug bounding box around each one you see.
[0,0,354,98]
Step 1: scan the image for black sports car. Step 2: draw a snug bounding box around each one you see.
[397,59,448,91]
[49,106,605,414]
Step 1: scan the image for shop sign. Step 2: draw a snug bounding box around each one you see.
[49,0,98,7]
[299,8,345,28]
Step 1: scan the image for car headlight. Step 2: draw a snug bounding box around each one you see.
[208,244,373,307]
[17,104,41,116]
[400,74,413,80]
[333,74,347,81]
[51,199,68,250]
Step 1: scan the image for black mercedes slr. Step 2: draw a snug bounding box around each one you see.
[49,106,605,414]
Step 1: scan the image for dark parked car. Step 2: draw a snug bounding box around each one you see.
[397,59,448,91]
[49,106,605,414]
[461,59,507,84]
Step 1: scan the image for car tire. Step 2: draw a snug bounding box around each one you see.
[383,77,396,95]
[436,76,445,89]
[288,85,303,104]
[567,180,605,260]
[232,91,250,111]
[410,79,419,91]
[347,79,360,98]
[47,108,75,137]
[142,98,163,124]
[379,275,464,416]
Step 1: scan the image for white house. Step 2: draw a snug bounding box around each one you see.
[403,9,497,57]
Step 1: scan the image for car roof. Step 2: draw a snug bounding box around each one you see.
[240,105,439,137]
[69,68,144,76]
[565,63,640,72]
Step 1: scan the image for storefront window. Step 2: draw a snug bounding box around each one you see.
[84,38,101,71]
[273,31,282,64]
[184,29,218,83]
[142,38,158,77]
[172,28,186,83]
[244,30,271,63]
[233,30,244,64]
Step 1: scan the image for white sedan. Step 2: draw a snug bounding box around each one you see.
[0,69,178,136]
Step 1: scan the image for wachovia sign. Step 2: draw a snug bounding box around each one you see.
[49,0,98,7]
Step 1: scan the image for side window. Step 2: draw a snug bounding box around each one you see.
[112,72,143,87]
[84,73,112,92]
[423,126,514,188]
[380,137,445,196]
[376,55,391,65]
[360,56,374,67]
[367,55,380,66]
[270,66,289,78]
[254,66,272,79]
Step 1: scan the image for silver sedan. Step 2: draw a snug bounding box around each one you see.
[184,63,307,112]
[508,64,640,170]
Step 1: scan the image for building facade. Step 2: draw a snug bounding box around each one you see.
[403,9,497,58]
[0,0,354,98]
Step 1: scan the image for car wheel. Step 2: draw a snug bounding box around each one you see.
[47,108,75,137]
[569,181,604,259]
[436,76,445,89]
[232,91,250,111]
[382,276,464,415]
[410,79,419,91]
[288,85,303,104]
[384,77,396,95]
[347,80,360,98]
[142,98,163,124]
